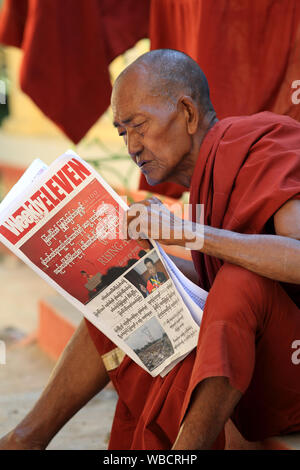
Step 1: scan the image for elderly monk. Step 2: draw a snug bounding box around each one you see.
[1,50,299,450]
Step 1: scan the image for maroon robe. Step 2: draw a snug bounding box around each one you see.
[190,112,300,307]
[0,0,150,143]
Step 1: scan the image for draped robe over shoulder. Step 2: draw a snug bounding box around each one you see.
[189,112,300,308]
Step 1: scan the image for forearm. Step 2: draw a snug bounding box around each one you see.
[172,377,241,450]
[3,319,109,449]
[127,197,300,284]
[199,226,300,284]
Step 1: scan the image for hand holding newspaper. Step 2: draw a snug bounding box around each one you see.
[0,151,208,377]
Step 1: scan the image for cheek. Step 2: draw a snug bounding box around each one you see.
[147,123,190,166]
[162,125,191,166]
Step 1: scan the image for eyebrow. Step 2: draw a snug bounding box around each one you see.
[113,114,145,128]
[113,116,134,127]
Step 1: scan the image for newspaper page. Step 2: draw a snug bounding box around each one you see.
[0,151,203,377]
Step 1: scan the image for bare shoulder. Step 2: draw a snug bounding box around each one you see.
[273,199,300,240]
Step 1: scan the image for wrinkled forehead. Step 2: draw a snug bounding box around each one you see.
[112,68,148,107]
[111,67,167,121]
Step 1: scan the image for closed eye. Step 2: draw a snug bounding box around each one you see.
[133,121,146,128]
[117,121,146,137]
[133,121,147,136]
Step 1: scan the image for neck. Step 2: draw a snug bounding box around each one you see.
[167,111,218,188]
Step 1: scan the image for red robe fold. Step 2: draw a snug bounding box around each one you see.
[189,111,300,307]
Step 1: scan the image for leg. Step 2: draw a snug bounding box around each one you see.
[173,376,241,449]
[173,261,299,448]
[0,319,110,449]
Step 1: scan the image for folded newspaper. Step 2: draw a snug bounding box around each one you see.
[0,151,208,377]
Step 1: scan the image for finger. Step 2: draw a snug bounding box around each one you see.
[128,199,151,209]
[148,196,163,206]
[136,239,151,250]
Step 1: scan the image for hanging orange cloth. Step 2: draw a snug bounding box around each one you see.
[0,0,150,143]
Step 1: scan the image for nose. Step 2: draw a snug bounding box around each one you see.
[126,130,143,162]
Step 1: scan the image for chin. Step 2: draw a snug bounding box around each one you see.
[144,171,167,186]
[145,176,163,186]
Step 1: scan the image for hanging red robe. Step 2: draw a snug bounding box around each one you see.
[0,0,150,143]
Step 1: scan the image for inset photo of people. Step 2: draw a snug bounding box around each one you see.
[125,317,174,372]
[124,250,169,298]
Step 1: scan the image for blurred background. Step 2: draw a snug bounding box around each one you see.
[0,0,299,449]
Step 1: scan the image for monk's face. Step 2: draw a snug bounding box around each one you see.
[111,69,194,185]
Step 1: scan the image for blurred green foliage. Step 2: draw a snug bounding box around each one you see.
[76,136,137,191]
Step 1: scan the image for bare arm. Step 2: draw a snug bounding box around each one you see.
[172,377,241,450]
[127,198,300,284]
[0,319,109,449]
[201,200,300,283]
[202,225,300,284]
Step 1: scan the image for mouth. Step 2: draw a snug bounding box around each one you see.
[137,160,151,170]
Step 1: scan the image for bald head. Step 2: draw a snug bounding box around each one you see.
[111,49,217,188]
[113,49,214,115]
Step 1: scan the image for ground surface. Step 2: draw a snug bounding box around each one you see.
[0,255,117,450]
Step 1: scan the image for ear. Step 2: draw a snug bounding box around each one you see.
[179,96,199,135]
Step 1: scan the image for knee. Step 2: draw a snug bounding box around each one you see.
[204,263,274,326]
[213,263,274,294]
